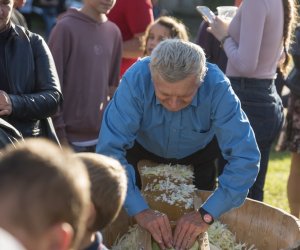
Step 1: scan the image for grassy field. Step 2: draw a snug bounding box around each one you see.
[263,148,291,213]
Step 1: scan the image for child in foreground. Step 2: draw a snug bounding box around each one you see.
[0,139,91,250]
[77,153,127,250]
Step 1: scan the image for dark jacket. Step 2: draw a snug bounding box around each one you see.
[0,118,23,150]
[195,20,227,73]
[3,24,62,138]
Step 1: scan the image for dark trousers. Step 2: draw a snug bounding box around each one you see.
[230,77,284,201]
[126,137,224,190]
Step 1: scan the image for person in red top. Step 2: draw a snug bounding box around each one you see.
[108,0,154,76]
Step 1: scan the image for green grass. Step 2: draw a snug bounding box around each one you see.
[263,148,291,213]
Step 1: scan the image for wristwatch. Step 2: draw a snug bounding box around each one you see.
[198,207,214,225]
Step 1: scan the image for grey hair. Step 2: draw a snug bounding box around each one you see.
[150,39,207,83]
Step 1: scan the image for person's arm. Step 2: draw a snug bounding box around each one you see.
[96,73,173,249]
[122,0,154,59]
[222,0,267,74]
[202,72,260,218]
[8,34,62,120]
[122,33,144,59]
[173,69,260,250]
[208,0,267,75]
[96,75,148,215]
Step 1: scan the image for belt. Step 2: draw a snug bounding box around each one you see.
[229,77,274,87]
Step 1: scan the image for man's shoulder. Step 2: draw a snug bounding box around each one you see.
[12,25,46,51]
[121,57,152,92]
[124,57,151,77]
[12,24,40,41]
[205,63,229,85]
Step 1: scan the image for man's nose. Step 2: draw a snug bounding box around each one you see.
[168,97,180,109]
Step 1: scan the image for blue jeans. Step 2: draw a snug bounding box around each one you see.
[229,77,284,201]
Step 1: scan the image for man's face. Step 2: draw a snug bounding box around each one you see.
[153,73,200,112]
[0,0,13,32]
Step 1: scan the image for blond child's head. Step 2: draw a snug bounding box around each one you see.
[142,16,189,56]
[77,153,127,232]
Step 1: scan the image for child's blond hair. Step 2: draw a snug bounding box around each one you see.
[77,153,127,231]
[142,16,189,56]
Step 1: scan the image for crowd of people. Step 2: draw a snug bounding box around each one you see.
[1,0,300,249]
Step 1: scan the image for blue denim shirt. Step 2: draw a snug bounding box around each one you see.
[96,57,260,219]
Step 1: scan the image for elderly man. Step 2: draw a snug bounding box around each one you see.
[96,39,260,250]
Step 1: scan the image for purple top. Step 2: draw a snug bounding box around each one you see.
[224,0,284,79]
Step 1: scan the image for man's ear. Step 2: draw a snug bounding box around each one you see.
[45,223,73,250]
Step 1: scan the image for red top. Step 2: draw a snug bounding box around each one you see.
[235,0,242,6]
[108,0,154,76]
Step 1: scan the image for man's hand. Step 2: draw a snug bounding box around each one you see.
[0,91,12,116]
[134,209,173,250]
[173,211,209,250]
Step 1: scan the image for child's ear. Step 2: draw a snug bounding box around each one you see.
[45,223,73,250]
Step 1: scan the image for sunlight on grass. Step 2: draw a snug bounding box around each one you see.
[263,149,291,213]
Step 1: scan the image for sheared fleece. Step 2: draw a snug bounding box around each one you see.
[48,8,122,142]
